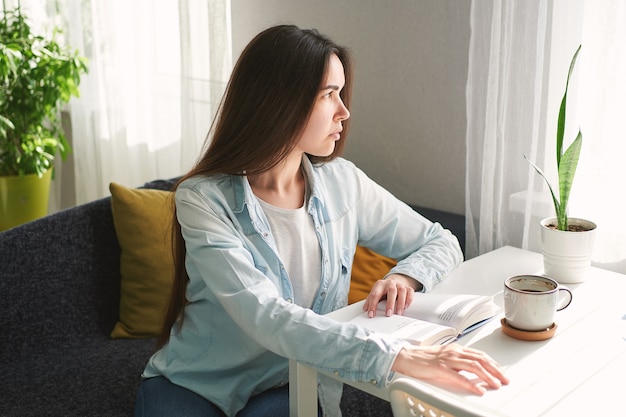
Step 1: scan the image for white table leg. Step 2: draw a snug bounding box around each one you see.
[289,359,319,417]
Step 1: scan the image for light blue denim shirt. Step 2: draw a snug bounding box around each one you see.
[143,157,463,417]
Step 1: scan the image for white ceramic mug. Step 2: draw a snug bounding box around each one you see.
[504,275,573,331]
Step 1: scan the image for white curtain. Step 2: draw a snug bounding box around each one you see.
[9,0,232,209]
[466,0,626,274]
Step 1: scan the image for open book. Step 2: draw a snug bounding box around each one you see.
[350,293,498,346]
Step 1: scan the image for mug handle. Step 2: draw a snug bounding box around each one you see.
[556,287,573,311]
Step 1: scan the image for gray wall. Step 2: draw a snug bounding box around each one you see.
[231,0,470,215]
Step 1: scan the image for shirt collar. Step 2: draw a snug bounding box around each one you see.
[301,155,325,211]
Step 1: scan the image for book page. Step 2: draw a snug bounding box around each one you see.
[377,293,498,334]
[350,312,457,346]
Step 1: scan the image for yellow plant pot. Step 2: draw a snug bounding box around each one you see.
[0,170,52,231]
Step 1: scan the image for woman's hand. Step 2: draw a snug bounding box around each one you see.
[392,344,510,395]
[363,273,422,318]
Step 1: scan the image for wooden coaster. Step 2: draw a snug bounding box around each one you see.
[500,318,557,341]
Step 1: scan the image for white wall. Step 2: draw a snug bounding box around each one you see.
[231,0,470,215]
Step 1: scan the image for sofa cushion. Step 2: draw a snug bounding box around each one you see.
[109,183,174,338]
[349,247,396,304]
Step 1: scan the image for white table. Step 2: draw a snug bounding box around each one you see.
[289,246,626,416]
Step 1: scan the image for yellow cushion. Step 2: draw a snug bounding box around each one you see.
[108,181,395,337]
[348,246,397,304]
[109,183,174,338]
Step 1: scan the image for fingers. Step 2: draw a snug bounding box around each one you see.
[455,347,510,389]
[392,345,509,396]
[434,359,489,395]
[363,274,418,317]
[363,280,386,317]
[384,285,398,316]
[392,285,414,316]
[442,356,502,394]
[440,346,509,391]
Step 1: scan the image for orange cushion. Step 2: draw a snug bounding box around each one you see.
[349,246,397,304]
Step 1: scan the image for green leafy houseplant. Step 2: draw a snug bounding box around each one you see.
[525,45,583,231]
[0,5,88,177]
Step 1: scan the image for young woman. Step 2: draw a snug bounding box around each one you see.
[134,24,508,417]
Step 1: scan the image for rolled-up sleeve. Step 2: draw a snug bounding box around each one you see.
[350,165,463,292]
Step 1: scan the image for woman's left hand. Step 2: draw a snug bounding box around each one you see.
[363,273,422,318]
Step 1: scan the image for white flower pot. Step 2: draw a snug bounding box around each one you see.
[540,217,597,284]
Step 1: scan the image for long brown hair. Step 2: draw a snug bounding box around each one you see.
[157,25,354,347]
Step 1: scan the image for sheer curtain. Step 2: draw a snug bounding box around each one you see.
[9,0,232,210]
[466,0,626,274]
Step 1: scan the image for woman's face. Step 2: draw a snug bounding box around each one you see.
[295,54,350,157]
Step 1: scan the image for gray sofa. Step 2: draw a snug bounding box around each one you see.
[0,177,464,417]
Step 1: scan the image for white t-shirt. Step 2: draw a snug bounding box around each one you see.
[257,198,321,308]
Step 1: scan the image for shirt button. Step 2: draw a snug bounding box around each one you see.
[370,379,377,385]
[333,371,340,376]
[286,298,293,303]
[320,291,326,298]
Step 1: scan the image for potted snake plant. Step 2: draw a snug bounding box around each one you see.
[0,4,88,231]
[525,44,596,284]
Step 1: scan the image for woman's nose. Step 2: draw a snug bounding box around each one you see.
[337,101,350,121]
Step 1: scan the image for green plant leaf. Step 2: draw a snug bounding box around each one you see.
[525,45,582,231]
[0,114,14,133]
[557,129,583,229]
[0,6,88,176]
[556,45,581,168]
[525,154,561,218]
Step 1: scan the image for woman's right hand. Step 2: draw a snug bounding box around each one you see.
[391,344,509,395]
